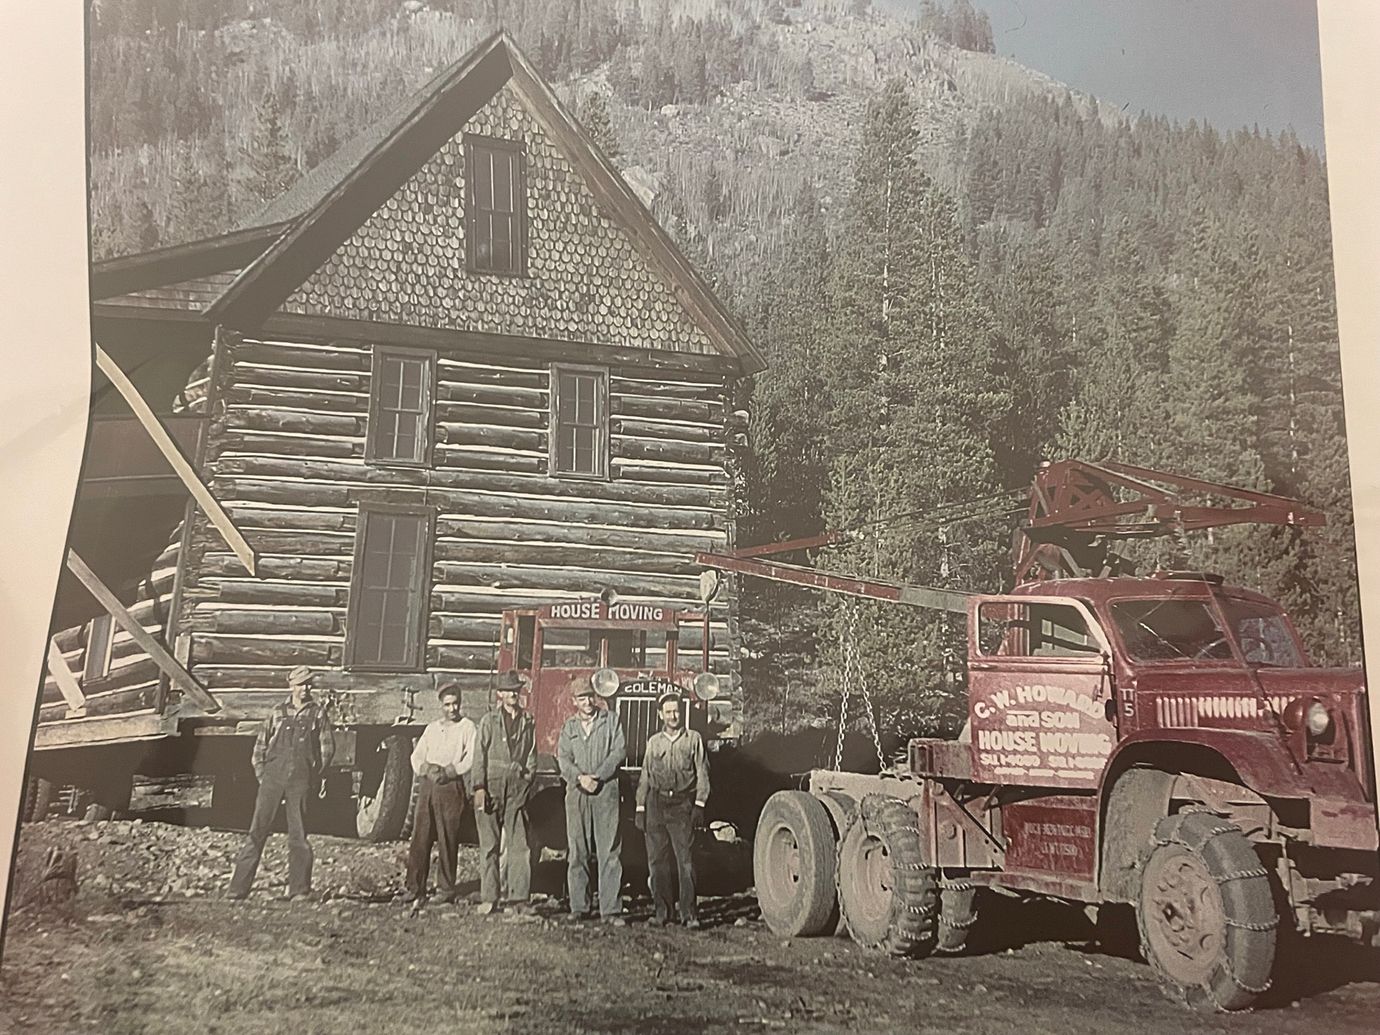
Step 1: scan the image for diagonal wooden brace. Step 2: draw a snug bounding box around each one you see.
[46,639,86,716]
[66,549,221,715]
[94,343,256,575]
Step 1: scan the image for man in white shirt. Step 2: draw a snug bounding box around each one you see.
[403,683,476,909]
[636,691,710,928]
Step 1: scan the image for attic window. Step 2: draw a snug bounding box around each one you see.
[465,135,527,276]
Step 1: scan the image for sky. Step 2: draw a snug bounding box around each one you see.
[951,1,1327,152]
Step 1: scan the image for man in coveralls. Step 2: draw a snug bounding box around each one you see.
[472,670,537,915]
[557,678,626,923]
[636,691,710,928]
[227,664,334,900]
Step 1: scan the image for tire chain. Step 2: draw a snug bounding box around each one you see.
[1142,813,1276,1008]
[836,795,940,956]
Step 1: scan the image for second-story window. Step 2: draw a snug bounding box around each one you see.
[550,364,609,479]
[367,347,434,467]
[465,135,526,276]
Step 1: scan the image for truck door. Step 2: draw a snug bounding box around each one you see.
[967,595,1117,789]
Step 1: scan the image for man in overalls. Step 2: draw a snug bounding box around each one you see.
[227,664,334,900]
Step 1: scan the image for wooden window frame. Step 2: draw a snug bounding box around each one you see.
[365,346,436,468]
[344,501,435,674]
[548,362,610,481]
[464,134,528,277]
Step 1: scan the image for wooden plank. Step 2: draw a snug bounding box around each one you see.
[213,581,350,607]
[46,639,86,715]
[94,344,257,576]
[431,561,697,598]
[32,711,175,751]
[66,549,222,714]
[194,635,339,667]
[437,517,725,552]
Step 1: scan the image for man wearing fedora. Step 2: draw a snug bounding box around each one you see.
[472,669,537,914]
[227,664,334,900]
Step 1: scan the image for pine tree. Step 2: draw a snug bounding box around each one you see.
[576,91,621,163]
[241,86,298,205]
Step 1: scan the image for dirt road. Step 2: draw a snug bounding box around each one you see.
[2,818,1377,1035]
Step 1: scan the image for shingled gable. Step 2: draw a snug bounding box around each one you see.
[207,32,764,374]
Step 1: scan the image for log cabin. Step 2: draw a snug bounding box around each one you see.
[32,31,764,838]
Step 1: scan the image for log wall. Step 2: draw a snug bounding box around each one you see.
[176,331,744,728]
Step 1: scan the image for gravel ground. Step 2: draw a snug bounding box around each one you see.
[2,816,1377,1035]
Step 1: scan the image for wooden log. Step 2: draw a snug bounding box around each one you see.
[226,507,357,533]
[433,447,548,475]
[233,364,368,393]
[435,361,547,388]
[428,646,500,670]
[433,401,548,430]
[213,432,362,460]
[431,540,705,574]
[611,462,730,487]
[81,658,162,694]
[231,341,369,372]
[432,561,698,598]
[193,635,340,667]
[193,668,435,695]
[225,386,367,414]
[428,615,502,642]
[211,581,351,608]
[213,609,339,635]
[437,382,546,409]
[611,377,728,401]
[40,685,158,723]
[437,423,545,452]
[610,418,722,444]
[615,396,722,423]
[613,437,725,466]
[438,517,725,552]
[201,554,346,581]
[225,406,363,438]
[212,477,353,508]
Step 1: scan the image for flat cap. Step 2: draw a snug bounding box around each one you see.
[494,670,526,692]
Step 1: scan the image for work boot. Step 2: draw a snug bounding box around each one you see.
[476,901,497,916]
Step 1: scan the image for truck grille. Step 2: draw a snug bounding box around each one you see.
[616,695,689,769]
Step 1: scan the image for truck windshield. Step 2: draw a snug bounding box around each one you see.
[1218,598,1306,668]
[1111,599,1233,662]
[541,628,670,668]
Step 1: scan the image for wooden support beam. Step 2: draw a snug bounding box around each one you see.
[94,342,257,575]
[46,639,86,716]
[66,549,222,715]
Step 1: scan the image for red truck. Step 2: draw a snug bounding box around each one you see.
[704,461,1377,1011]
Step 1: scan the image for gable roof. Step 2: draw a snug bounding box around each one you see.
[207,32,764,374]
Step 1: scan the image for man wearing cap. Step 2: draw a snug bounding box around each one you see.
[228,665,334,900]
[557,677,627,922]
[472,670,537,915]
[403,683,476,910]
[636,691,710,928]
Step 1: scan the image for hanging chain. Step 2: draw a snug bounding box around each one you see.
[833,601,886,772]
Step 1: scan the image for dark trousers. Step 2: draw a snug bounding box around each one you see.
[228,767,312,897]
[406,776,467,901]
[476,776,530,904]
[645,795,696,923]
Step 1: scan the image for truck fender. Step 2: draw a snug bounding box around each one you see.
[1102,729,1311,801]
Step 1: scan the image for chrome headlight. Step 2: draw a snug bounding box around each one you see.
[591,668,620,698]
[693,671,722,700]
[1305,700,1332,737]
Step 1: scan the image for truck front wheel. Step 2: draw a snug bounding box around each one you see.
[356,734,415,842]
[1137,811,1276,1011]
[837,795,939,958]
[753,790,839,937]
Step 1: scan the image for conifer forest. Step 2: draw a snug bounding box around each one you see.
[88,0,1357,740]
